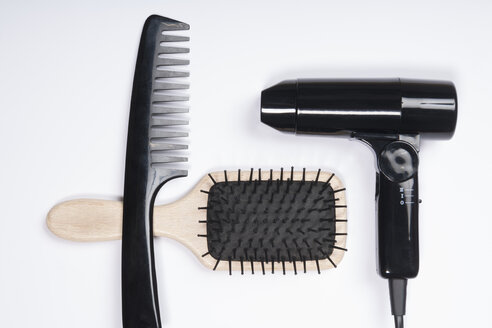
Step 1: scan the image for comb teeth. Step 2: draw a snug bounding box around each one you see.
[159,45,190,54]
[154,82,189,90]
[151,117,188,126]
[150,155,188,165]
[149,22,189,170]
[160,21,189,31]
[150,130,188,139]
[152,94,189,103]
[152,106,189,114]
[160,35,190,42]
[156,57,190,66]
[154,70,190,78]
[150,143,188,151]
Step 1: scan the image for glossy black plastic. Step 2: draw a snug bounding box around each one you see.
[370,139,420,278]
[122,16,162,328]
[260,78,458,280]
[121,15,191,328]
[261,78,457,137]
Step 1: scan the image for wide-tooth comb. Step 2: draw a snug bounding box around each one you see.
[122,15,189,328]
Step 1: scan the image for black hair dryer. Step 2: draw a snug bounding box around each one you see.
[260,78,457,328]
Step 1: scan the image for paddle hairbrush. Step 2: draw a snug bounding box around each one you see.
[122,15,190,328]
[47,169,347,275]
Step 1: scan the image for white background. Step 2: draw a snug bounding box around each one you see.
[1,1,491,327]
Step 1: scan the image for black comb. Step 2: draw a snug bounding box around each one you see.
[122,15,189,328]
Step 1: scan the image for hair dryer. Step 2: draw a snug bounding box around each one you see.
[260,78,457,328]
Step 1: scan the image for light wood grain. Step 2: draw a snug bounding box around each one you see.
[47,170,347,272]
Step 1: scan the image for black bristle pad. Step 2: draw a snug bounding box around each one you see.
[206,180,336,262]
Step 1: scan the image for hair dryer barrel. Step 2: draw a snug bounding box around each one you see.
[261,78,457,137]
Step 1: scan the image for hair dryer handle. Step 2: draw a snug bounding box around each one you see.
[376,140,419,279]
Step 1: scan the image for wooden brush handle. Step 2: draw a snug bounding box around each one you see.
[46,198,202,242]
[47,195,201,242]
[47,199,126,241]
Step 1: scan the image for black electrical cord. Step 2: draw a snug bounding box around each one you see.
[389,278,407,328]
[394,315,404,328]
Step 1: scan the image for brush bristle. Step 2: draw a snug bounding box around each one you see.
[204,170,341,269]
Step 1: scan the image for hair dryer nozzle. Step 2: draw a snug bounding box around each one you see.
[260,80,297,132]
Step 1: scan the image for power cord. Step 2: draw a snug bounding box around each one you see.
[389,278,407,328]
